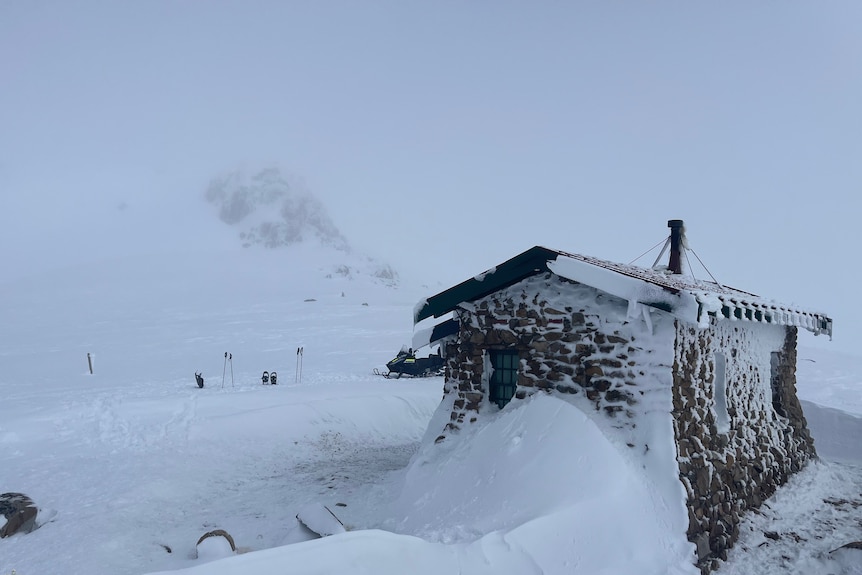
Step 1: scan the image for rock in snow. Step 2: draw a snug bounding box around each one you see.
[0,493,38,538]
[195,530,236,561]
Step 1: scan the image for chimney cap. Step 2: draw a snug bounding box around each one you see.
[668,219,684,229]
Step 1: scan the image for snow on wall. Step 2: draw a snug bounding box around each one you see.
[672,321,815,571]
[436,273,693,563]
[440,274,676,441]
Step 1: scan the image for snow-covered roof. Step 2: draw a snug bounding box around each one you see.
[414,246,833,337]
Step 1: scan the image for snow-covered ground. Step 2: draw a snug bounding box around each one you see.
[1,248,860,575]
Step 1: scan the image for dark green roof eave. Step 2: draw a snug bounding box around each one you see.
[414,246,561,324]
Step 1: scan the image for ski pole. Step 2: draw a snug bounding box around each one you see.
[299,347,303,383]
[222,352,227,389]
[295,347,300,383]
[229,353,234,387]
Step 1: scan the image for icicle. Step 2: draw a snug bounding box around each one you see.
[641,304,653,334]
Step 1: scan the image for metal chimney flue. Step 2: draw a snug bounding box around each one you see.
[667,219,684,274]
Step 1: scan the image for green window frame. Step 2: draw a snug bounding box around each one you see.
[489,350,519,409]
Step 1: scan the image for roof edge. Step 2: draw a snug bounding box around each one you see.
[414,246,560,323]
[414,245,833,338]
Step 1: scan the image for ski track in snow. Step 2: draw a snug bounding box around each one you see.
[1,377,439,575]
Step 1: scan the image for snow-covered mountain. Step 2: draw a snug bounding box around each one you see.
[1,246,860,575]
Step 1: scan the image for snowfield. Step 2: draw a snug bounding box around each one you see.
[1,248,860,575]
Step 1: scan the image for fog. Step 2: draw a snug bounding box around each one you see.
[2,2,860,352]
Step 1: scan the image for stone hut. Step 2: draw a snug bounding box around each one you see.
[412,220,832,572]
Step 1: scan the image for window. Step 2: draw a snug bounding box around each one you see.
[489,350,519,409]
[713,353,730,433]
[770,352,786,417]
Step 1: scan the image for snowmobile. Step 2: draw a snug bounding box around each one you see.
[374,346,444,379]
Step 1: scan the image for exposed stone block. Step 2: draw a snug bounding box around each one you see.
[603,405,624,416]
[605,389,630,403]
[500,330,518,344]
[584,365,604,378]
[532,341,549,353]
[575,343,593,355]
[549,370,567,382]
[594,379,612,392]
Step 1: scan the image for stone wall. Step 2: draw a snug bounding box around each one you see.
[439,273,673,444]
[672,321,815,572]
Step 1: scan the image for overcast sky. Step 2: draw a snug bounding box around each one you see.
[2,2,860,351]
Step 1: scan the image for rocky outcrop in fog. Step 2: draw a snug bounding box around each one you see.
[205,168,350,251]
[204,167,398,285]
